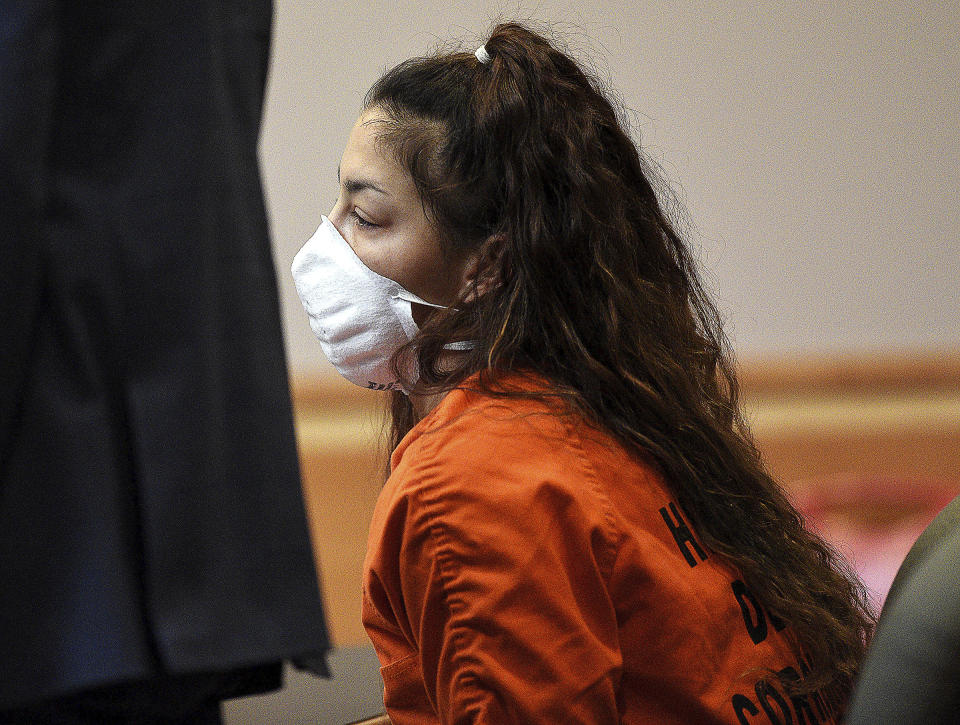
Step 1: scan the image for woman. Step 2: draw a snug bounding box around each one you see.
[293,22,873,724]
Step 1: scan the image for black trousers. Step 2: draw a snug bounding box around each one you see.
[0,666,281,724]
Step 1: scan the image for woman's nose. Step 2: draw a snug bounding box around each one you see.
[326,200,347,237]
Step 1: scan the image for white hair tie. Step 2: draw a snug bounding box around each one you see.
[475,45,491,64]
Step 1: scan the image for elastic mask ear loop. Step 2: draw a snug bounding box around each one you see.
[395,291,477,352]
[395,289,446,310]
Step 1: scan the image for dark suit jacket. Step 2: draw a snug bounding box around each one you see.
[0,0,330,708]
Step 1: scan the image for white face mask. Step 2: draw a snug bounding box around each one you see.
[291,216,444,394]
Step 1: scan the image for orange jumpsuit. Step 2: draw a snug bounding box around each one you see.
[362,377,835,724]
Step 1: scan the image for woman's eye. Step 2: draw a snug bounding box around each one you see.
[352,210,377,228]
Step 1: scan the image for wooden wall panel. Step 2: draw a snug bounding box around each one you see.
[756,429,960,489]
[740,352,960,490]
[294,392,385,647]
[292,353,960,645]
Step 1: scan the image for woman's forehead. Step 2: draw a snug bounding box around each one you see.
[339,111,411,195]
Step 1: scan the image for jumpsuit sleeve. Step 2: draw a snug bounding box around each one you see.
[374,431,624,725]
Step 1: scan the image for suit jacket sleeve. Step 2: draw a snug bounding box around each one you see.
[0,0,59,464]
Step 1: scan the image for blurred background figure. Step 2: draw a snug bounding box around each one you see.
[0,1,330,722]
[844,494,960,724]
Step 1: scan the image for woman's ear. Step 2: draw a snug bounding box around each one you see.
[459,234,506,303]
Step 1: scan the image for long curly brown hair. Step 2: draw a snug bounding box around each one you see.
[366,21,874,712]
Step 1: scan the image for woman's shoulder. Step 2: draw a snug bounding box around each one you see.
[377,379,626,583]
[388,374,665,522]
[400,376,593,477]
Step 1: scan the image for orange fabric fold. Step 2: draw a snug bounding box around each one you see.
[363,378,835,724]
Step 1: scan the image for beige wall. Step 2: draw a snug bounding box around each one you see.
[262,0,960,373]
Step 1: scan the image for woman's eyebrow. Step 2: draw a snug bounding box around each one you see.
[337,165,390,196]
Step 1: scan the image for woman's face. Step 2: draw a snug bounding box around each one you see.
[328,108,471,311]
